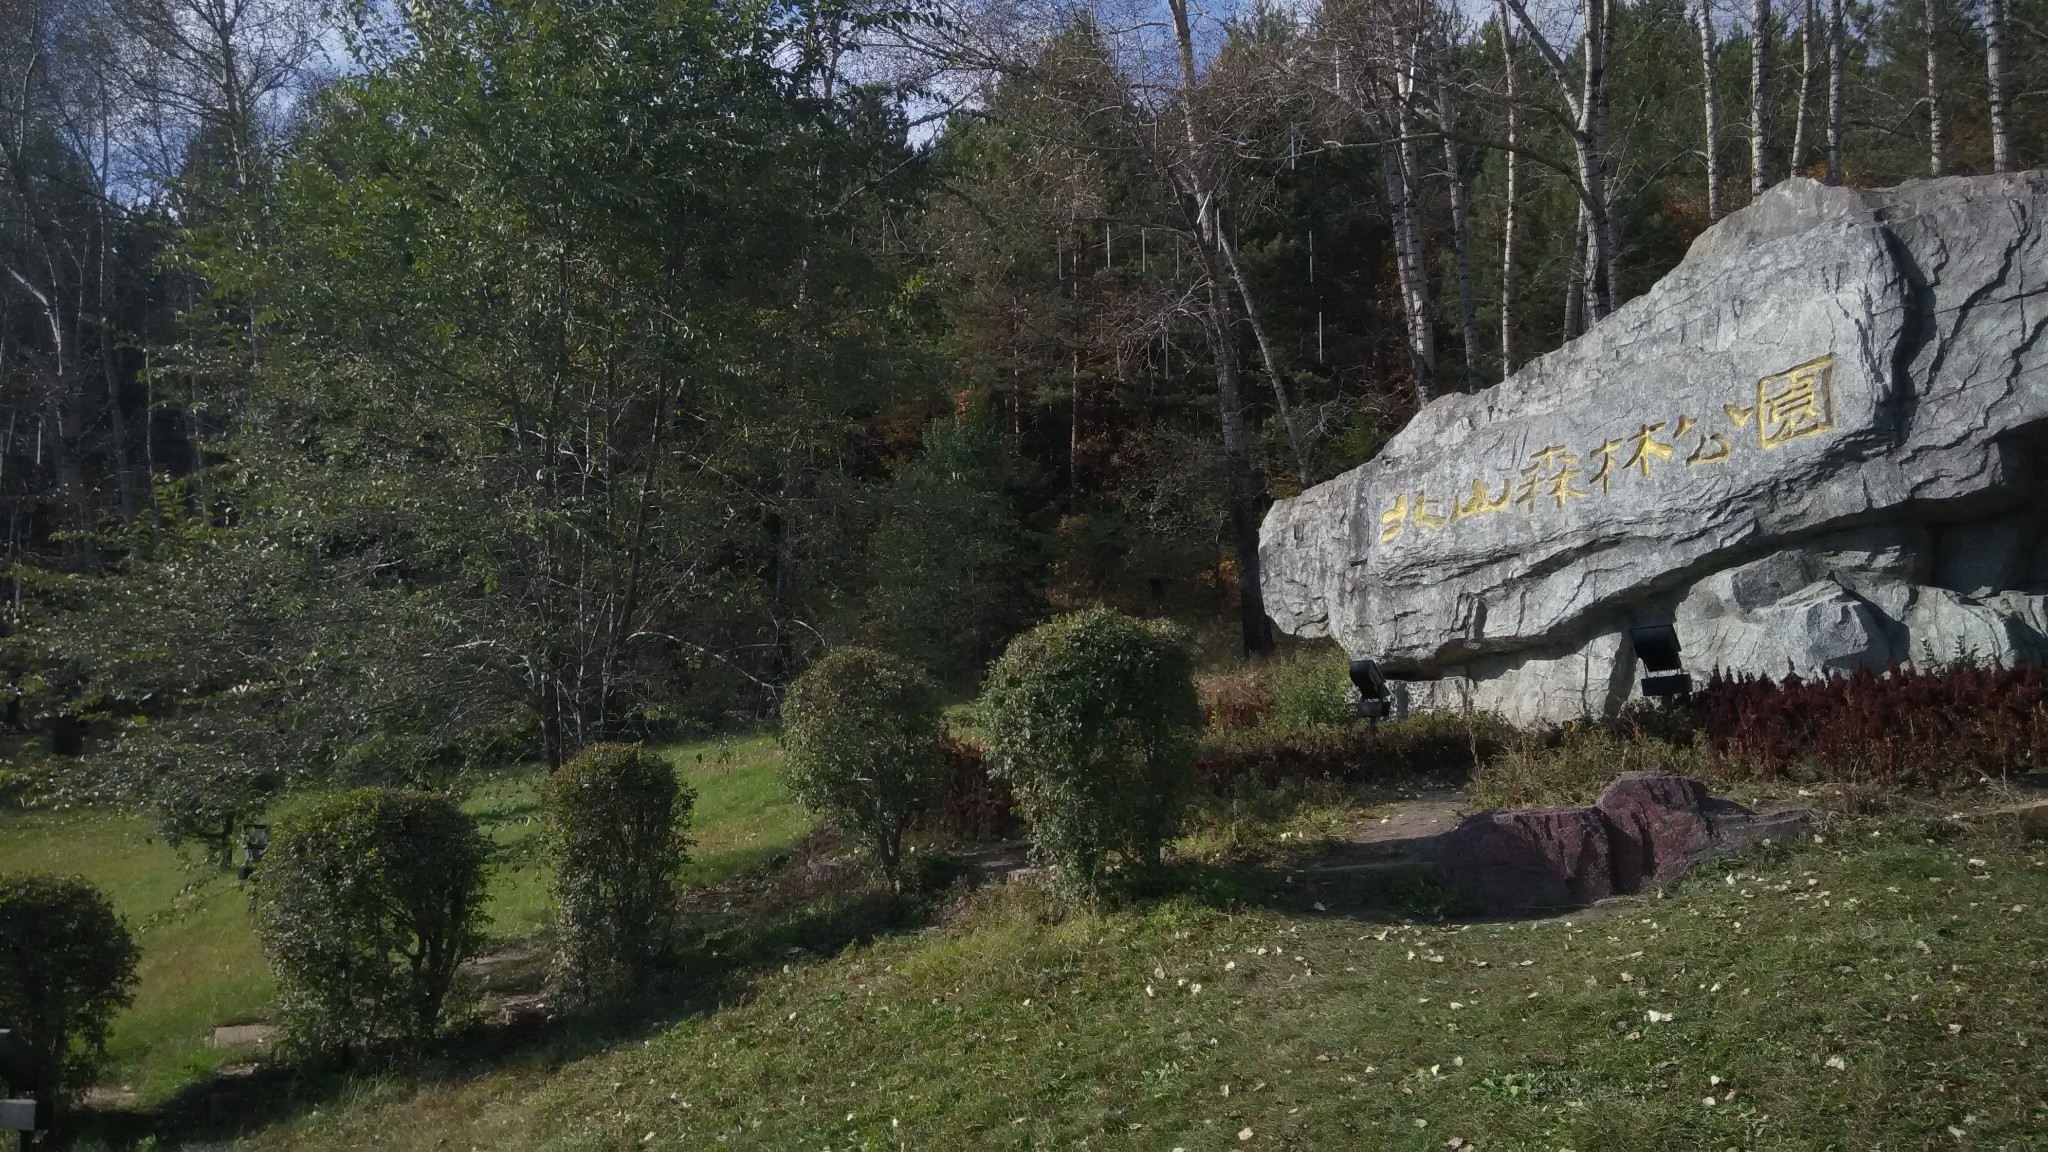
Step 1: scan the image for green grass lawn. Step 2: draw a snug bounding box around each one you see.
[222,811,2048,1150]
[0,734,809,1106]
[0,810,273,1101]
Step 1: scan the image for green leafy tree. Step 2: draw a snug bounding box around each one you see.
[0,874,138,1118]
[254,788,491,1052]
[540,744,695,1000]
[866,410,1042,682]
[979,608,1200,900]
[781,646,945,889]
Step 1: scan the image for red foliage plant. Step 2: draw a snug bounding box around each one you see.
[1693,660,2048,788]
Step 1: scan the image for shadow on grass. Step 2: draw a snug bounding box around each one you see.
[65,833,939,1149]
[68,819,1473,1148]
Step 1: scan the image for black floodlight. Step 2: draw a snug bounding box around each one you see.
[0,1097,40,1133]
[0,1027,36,1133]
[1641,672,1694,699]
[0,1090,39,1131]
[1349,659,1392,720]
[1629,624,1683,673]
[0,1030,33,1088]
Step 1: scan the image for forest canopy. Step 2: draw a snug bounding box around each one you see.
[2,0,2038,832]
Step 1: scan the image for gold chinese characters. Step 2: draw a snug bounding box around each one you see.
[1377,354,1839,544]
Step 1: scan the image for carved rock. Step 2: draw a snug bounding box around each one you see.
[1261,174,2048,722]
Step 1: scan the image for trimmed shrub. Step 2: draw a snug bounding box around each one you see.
[979,609,1200,900]
[0,874,137,1114]
[782,647,944,889]
[540,743,694,999]
[254,788,491,1052]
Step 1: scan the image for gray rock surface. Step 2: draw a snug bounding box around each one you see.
[1262,173,2048,721]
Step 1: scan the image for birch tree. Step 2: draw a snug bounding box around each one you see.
[1496,0,1521,376]
[1165,0,1276,653]
[1696,0,1724,219]
[1790,0,1815,175]
[1501,0,1619,328]
[1826,0,1843,181]
[1751,0,1774,195]
[1925,0,1946,174]
[1984,0,2012,171]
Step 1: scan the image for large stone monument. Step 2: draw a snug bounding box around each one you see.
[1260,173,2048,722]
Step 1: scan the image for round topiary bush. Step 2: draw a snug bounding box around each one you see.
[781,646,944,890]
[0,873,138,1118]
[254,788,491,1052]
[979,608,1200,900]
[539,743,694,1000]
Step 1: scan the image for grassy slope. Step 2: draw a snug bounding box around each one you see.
[241,816,2048,1151]
[0,735,806,1106]
[0,811,273,1100]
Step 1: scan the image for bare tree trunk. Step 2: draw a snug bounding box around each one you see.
[1926,0,1947,175]
[1503,0,1614,318]
[1827,0,1844,183]
[1440,78,1482,388]
[1696,0,1724,220]
[1593,0,1619,309]
[97,196,137,524]
[1564,203,1588,339]
[1791,0,1815,177]
[1986,0,2012,172]
[1498,0,1521,377]
[1217,227,1311,488]
[1582,0,1615,318]
[1166,0,1273,656]
[1381,136,1435,404]
[1752,0,1775,196]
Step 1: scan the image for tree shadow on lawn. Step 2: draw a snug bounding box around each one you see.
[67,832,932,1148]
[69,822,1474,1147]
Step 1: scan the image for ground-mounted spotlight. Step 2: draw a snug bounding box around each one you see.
[0,1029,42,1134]
[1630,624,1692,700]
[1349,658,1392,721]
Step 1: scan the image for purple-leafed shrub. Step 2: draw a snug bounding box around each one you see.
[1694,661,2048,788]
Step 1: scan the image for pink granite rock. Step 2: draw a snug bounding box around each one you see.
[1597,772,1714,893]
[1436,806,1613,913]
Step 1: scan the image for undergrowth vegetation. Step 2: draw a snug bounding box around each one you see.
[9,654,2048,1148]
